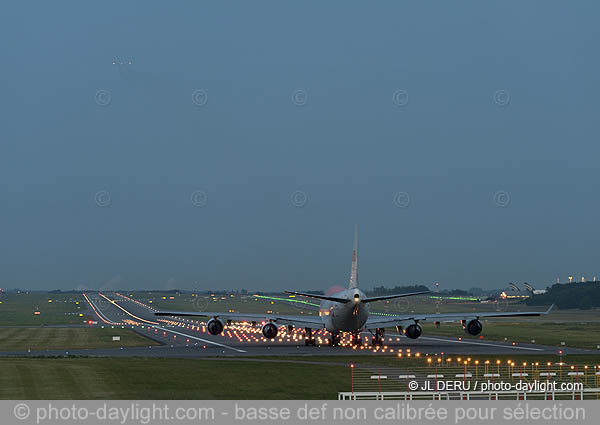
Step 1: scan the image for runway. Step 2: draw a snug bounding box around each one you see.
[1,292,595,358]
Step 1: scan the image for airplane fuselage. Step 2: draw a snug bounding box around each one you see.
[319,288,369,333]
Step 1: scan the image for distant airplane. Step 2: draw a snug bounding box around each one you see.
[156,227,553,346]
[523,282,547,295]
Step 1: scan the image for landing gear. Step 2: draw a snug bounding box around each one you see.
[328,332,341,346]
[351,331,362,346]
[304,327,316,346]
[371,328,385,346]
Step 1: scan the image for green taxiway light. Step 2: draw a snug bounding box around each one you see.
[252,295,320,307]
[430,295,480,301]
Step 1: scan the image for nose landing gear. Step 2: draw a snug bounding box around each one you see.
[351,331,362,346]
[304,327,316,346]
[328,332,341,346]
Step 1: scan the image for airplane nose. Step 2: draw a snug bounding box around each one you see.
[352,293,360,316]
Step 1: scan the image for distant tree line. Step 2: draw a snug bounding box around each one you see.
[366,285,430,296]
[439,289,471,296]
[525,282,600,309]
[200,289,249,295]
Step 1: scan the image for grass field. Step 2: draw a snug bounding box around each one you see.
[0,293,91,326]
[0,358,348,399]
[0,328,158,352]
[1,355,599,399]
[131,292,320,315]
[250,354,600,368]
[422,321,600,349]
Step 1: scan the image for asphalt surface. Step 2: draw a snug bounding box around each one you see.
[0,292,595,358]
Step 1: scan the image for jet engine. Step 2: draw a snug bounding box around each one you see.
[465,319,483,336]
[405,323,422,339]
[262,322,278,339]
[206,318,224,335]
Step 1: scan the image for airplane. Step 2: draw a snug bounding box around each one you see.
[155,226,553,346]
[524,282,547,295]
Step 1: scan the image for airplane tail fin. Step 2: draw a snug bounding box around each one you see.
[349,225,358,289]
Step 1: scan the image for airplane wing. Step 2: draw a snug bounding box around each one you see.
[284,291,350,303]
[282,290,430,304]
[365,304,554,328]
[155,310,324,328]
[362,291,430,303]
